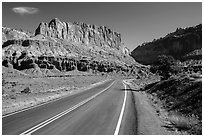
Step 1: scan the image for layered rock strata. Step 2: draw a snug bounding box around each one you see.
[35,18,122,50]
[2,18,142,76]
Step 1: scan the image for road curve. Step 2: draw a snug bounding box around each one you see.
[2,79,136,135]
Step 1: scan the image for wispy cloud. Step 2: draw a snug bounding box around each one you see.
[12,7,39,15]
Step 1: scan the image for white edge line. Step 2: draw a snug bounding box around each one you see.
[114,80,127,135]
[2,79,111,118]
[20,81,115,135]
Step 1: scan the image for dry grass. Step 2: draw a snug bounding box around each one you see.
[168,115,191,130]
[167,114,201,134]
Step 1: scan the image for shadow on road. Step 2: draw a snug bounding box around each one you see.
[120,84,140,92]
[119,88,139,92]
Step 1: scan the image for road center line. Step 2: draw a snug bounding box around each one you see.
[2,79,111,118]
[20,81,115,135]
[114,80,127,135]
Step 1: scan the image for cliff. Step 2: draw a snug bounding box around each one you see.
[2,18,141,76]
[35,18,122,50]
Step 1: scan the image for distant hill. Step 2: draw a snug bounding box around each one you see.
[131,24,202,65]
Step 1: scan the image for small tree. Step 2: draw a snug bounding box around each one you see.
[150,55,179,80]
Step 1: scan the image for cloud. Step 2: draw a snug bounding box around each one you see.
[12,7,39,15]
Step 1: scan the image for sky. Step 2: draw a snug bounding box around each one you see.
[2,2,202,51]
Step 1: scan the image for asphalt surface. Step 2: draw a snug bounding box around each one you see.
[2,79,136,135]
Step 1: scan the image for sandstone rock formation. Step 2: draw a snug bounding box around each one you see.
[35,18,122,50]
[2,18,142,77]
[123,46,130,55]
[2,27,31,43]
[131,24,202,65]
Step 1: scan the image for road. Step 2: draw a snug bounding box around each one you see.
[2,79,137,135]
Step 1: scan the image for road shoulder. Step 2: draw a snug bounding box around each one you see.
[125,79,178,135]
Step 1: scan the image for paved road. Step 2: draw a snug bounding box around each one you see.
[2,79,136,135]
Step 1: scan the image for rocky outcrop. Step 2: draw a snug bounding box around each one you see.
[131,24,202,65]
[35,18,122,50]
[2,27,30,43]
[2,52,141,76]
[123,46,130,55]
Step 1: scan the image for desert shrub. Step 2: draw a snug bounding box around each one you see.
[2,89,5,95]
[150,55,180,80]
[21,87,31,94]
[168,115,191,131]
[168,115,201,134]
[2,79,6,86]
[9,94,16,99]
[11,89,16,93]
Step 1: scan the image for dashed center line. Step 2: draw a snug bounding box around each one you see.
[20,81,115,135]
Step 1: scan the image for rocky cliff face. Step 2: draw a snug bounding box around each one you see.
[131,24,202,65]
[2,18,142,77]
[35,18,122,50]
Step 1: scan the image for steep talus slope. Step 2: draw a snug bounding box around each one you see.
[131,24,202,65]
[2,18,142,76]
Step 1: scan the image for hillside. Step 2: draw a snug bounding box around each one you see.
[131,24,202,65]
[130,24,202,135]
